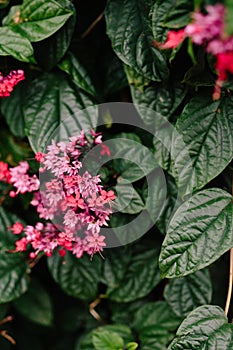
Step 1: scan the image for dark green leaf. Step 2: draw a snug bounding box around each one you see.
[105,0,169,81]
[0,26,33,62]
[156,174,182,235]
[163,0,192,28]
[134,301,182,350]
[171,91,233,196]
[225,0,233,35]
[47,251,103,300]
[0,206,24,250]
[0,252,28,303]
[3,0,74,42]
[105,244,161,302]
[58,52,96,96]
[124,65,150,93]
[111,138,158,183]
[159,188,233,278]
[168,305,233,349]
[114,183,145,214]
[1,80,28,138]
[23,72,98,153]
[164,269,212,317]
[13,279,53,326]
[33,1,76,70]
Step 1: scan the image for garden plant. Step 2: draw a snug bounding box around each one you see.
[0,0,232,349]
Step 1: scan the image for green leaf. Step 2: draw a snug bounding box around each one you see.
[13,279,53,326]
[0,207,24,250]
[0,207,28,303]
[168,305,233,349]
[33,1,76,70]
[0,26,33,62]
[151,0,174,42]
[134,301,182,350]
[92,330,124,350]
[124,65,150,92]
[171,91,233,196]
[0,252,29,303]
[58,52,96,96]
[47,251,103,300]
[23,72,98,153]
[112,138,158,183]
[105,0,169,81]
[126,343,138,350]
[156,174,182,235]
[104,244,161,302]
[3,0,74,42]
[77,325,134,350]
[164,269,212,317]
[159,188,233,278]
[225,0,233,35]
[163,0,192,28]
[1,80,28,138]
[131,82,187,130]
[114,183,145,214]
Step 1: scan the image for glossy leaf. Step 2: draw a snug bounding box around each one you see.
[92,330,124,350]
[13,279,53,326]
[0,26,33,62]
[104,244,161,302]
[0,252,28,303]
[163,0,192,28]
[33,1,76,70]
[3,0,74,42]
[172,92,233,196]
[168,305,233,349]
[77,325,134,350]
[58,52,96,96]
[23,72,98,153]
[47,251,103,300]
[1,80,27,138]
[114,183,145,214]
[134,301,182,350]
[164,269,212,317]
[105,0,169,81]
[159,188,233,278]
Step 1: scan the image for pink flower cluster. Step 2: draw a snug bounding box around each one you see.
[158,4,233,99]
[0,70,25,97]
[6,131,115,259]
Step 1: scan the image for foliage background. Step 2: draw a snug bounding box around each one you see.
[0,0,232,349]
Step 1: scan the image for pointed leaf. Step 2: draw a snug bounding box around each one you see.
[105,0,169,81]
[13,279,53,326]
[168,305,233,350]
[159,188,233,278]
[0,26,33,62]
[47,251,103,300]
[58,52,96,96]
[164,269,212,317]
[92,330,124,350]
[23,72,98,153]
[172,92,233,196]
[3,0,74,42]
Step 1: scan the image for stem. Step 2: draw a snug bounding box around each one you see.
[89,294,107,323]
[225,248,233,317]
[225,174,233,318]
[81,11,105,39]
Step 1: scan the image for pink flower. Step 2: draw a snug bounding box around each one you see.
[0,161,11,182]
[185,4,225,45]
[0,70,25,97]
[9,130,116,259]
[9,222,24,235]
[159,29,185,49]
[100,144,111,157]
[15,237,27,252]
